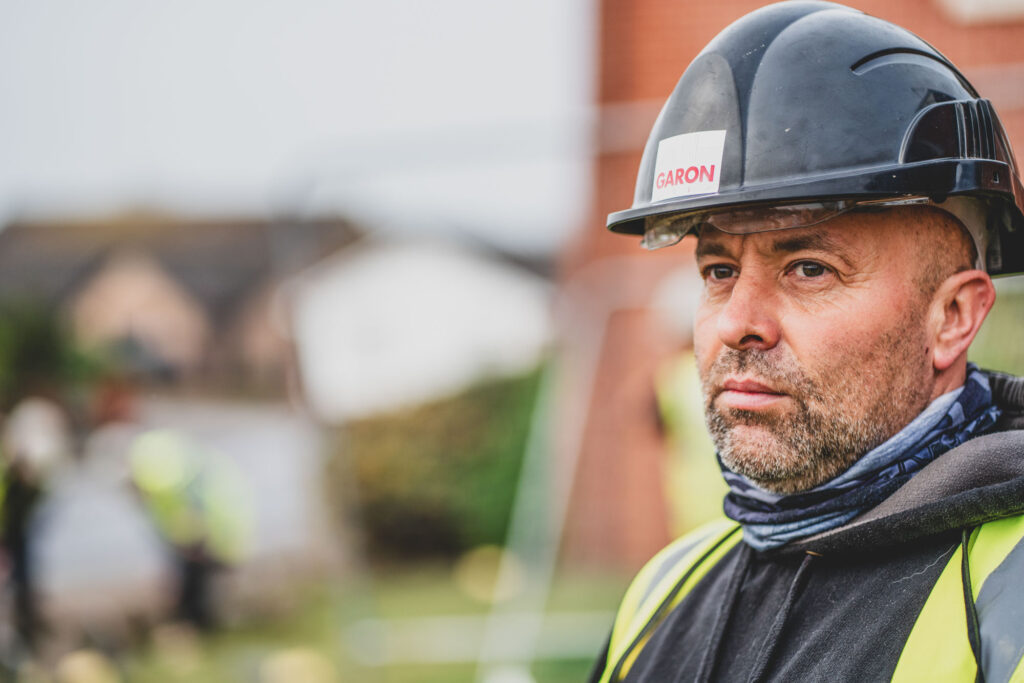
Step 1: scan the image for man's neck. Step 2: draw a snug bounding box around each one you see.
[931,355,968,401]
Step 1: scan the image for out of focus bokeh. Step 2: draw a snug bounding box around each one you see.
[2,1,1024,681]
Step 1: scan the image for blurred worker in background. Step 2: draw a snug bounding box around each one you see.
[128,428,251,630]
[1,398,72,654]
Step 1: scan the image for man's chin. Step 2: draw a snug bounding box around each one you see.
[713,416,793,446]
[716,425,815,491]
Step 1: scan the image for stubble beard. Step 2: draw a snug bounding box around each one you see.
[699,325,934,495]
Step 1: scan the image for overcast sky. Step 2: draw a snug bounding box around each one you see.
[0,0,595,255]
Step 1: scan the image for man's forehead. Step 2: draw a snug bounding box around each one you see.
[693,218,884,266]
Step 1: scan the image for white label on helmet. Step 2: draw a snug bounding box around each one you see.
[651,130,727,202]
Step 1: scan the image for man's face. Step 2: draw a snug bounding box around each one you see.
[693,210,939,494]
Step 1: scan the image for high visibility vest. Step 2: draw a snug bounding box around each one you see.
[597,516,1024,683]
[130,429,252,564]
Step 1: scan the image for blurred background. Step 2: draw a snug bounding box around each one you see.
[2,0,1024,681]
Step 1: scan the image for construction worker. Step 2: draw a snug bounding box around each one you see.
[129,428,251,629]
[591,2,1024,681]
[0,398,72,654]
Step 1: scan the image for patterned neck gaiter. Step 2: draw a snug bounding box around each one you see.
[722,365,1002,551]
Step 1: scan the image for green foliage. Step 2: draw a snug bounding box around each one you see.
[970,282,1024,375]
[0,300,107,410]
[332,365,543,561]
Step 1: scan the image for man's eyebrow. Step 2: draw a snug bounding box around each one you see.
[695,241,732,259]
[695,231,858,264]
[769,232,856,266]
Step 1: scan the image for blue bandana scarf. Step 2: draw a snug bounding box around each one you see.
[722,365,1002,551]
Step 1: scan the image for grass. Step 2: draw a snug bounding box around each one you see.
[970,283,1024,375]
[114,565,626,683]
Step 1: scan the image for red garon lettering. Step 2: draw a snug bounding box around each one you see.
[655,165,716,189]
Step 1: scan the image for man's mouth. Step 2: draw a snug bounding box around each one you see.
[717,377,788,410]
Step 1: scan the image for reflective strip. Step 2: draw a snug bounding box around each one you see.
[891,542,975,682]
[1011,654,1024,683]
[637,524,726,608]
[599,519,741,683]
[974,516,1024,683]
[614,523,740,681]
[894,515,1024,683]
[606,519,736,658]
[599,514,1024,683]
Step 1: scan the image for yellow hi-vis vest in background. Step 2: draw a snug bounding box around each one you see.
[129,428,252,564]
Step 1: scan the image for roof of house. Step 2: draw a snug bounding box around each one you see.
[0,211,362,326]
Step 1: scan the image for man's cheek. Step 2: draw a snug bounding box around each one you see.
[692,316,716,375]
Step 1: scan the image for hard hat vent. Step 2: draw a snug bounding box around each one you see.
[901,100,1001,167]
[850,48,964,78]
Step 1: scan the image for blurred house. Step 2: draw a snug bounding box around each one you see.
[560,0,1024,571]
[72,250,210,376]
[0,212,559,634]
[287,238,554,423]
[0,213,365,645]
[0,212,360,393]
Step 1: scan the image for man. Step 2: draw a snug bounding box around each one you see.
[589,2,1024,681]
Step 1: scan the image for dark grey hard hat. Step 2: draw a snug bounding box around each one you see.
[608,0,1024,275]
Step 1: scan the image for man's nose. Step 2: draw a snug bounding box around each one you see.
[715,272,781,350]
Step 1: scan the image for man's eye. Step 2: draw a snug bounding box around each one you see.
[705,265,736,280]
[793,261,828,278]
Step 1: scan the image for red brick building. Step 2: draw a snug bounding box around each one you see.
[561,0,1024,571]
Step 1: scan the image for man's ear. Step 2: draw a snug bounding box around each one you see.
[931,270,996,372]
